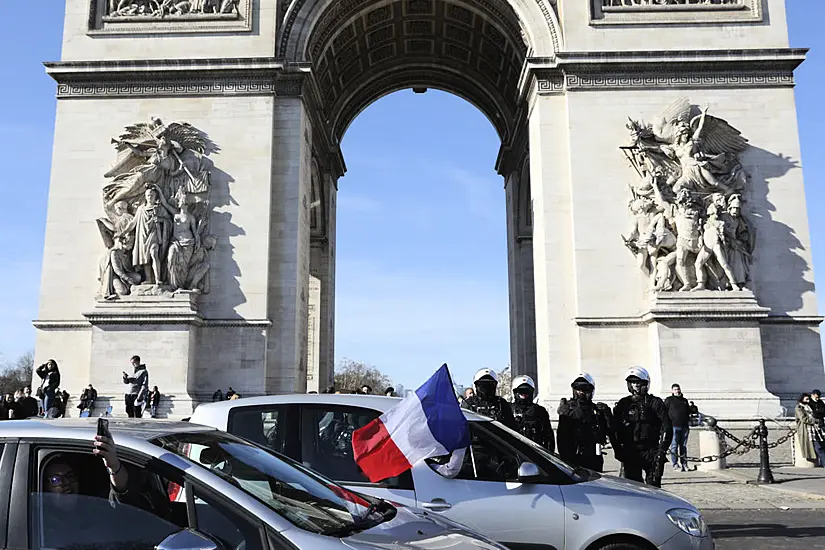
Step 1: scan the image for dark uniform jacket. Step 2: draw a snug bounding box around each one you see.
[557,398,614,466]
[613,394,673,460]
[513,402,555,452]
[463,395,516,429]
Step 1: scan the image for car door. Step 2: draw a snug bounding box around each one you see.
[9,439,274,550]
[411,421,566,550]
[0,441,16,550]
[297,403,417,506]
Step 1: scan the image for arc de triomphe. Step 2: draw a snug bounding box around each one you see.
[35,0,824,417]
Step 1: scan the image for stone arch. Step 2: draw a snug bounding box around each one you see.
[278,0,561,143]
[279,0,561,61]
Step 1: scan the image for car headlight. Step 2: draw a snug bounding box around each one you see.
[666,508,708,538]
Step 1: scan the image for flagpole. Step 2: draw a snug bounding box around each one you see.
[442,363,460,399]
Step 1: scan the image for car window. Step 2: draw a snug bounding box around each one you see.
[302,405,377,482]
[30,451,187,550]
[229,406,284,451]
[152,430,390,536]
[432,422,526,482]
[192,487,264,550]
[300,405,414,489]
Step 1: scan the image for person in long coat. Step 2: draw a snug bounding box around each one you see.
[795,393,825,466]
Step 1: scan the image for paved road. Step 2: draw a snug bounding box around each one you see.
[705,510,825,549]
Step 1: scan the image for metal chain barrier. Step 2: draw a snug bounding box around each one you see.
[669,421,798,463]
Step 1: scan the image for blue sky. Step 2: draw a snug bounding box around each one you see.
[0,3,823,391]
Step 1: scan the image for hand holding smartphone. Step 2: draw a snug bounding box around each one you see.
[97,417,110,439]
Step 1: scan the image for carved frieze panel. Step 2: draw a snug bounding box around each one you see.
[591,0,762,25]
[88,0,253,34]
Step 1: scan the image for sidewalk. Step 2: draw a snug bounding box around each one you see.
[602,456,825,510]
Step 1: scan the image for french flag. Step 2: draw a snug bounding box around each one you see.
[352,364,470,483]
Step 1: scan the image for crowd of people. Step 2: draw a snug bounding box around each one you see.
[460,367,704,487]
[795,390,825,467]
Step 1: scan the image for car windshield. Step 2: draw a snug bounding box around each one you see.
[484,420,593,481]
[152,430,393,535]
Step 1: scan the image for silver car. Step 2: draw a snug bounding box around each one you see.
[0,418,507,550]
[190,394,714,550]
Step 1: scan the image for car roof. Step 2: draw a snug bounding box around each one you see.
[0,418,215,441]
[192,393,491,421]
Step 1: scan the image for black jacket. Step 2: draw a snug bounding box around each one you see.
[664,395,691,428]
[557,398,615,464]
[36,365,60,394]
[463,395,516,429]
[613,394,673,455]
[810,399,825,424]
[513,402,555,452]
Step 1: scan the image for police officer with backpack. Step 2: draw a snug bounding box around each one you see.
[511,375,555,452]
[463,368,516,429]
[557,373,615,472]
[613,367,672,487]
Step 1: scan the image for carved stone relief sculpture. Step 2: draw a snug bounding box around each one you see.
[602,0,742,7]
[96,118,217,299]
[620,98,754,292]
[105,0,240,18]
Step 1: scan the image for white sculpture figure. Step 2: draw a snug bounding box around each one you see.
[694,193,738,291]
[724,194,755,290]
[124,186,176,286]
[167,188,200,290]
[622,98,754,292]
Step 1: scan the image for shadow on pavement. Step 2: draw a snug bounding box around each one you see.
[710,523,825,539]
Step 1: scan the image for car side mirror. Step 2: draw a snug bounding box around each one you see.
[156,529,223,550]
[517,461,541,482]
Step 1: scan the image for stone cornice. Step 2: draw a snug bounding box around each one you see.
[45,57,311,99]
[34,317,273,328]
[524,48,806,98]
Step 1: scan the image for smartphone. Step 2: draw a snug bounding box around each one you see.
[97,417,110,438]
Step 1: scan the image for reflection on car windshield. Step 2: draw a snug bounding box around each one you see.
[484,421,582,479]
[152,431,385,535]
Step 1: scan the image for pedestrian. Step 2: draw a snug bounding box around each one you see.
[57,390,70,418]
[809,389,825,427]
[557,373,616,472]
[361,385,373,395]
[462,369,516,429]
[225,386,236,400]
[664,383,692,472]
[212,388,224,402]
[613,367,672,487]
[19,387,40,418]
[77,384,98,416]
[35,359,61,416]
[150,386,161,418]
[3,394,17,419]
[122,355,149,418]
[384,387,395,397]
[795,393,825,467]
[511,375,555,453]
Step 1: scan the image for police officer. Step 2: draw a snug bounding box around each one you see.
[613,367,672,487]
[463,368,516,428]
[511,375,555,453]
[557,373,615,472]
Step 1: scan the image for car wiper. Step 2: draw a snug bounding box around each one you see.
[323,500,394,538]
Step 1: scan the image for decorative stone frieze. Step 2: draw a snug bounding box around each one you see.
[591,0,762,25]
[88,0,252,34]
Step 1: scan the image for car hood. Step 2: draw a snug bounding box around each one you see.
[583,473,696,509]
[342,506,505,550]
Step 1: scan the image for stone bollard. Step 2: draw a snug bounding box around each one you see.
[698,430,726,471]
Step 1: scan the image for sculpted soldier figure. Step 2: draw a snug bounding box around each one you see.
[167,189,201,290]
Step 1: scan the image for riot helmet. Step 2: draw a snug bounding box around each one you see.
[624,367,650,395]
[571,372,595,401]
[511,375,536,405]
[473,368,499,399]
